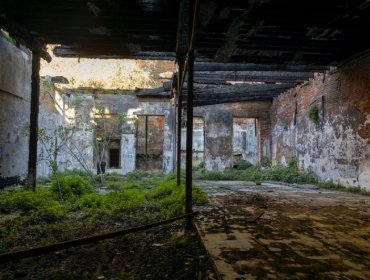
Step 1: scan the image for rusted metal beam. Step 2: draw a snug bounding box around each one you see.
[27,53,40,191]
[185,49,194,230]
[184,0,201,230]
[177,58,185,186]
[0,212,197,264]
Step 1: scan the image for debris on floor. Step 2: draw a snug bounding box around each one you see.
[195,180,370,280]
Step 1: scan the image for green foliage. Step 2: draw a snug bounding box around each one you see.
[233,160,253,170]
[193,158,317,184]
[0,189,53,214]
[318,180,370,196]
[51,175,93,199]
[287,156,298,169]
[308,105,319,124]
[54,169,94,181]
[261,156,272,167]
[0,29,16,45]
[0,172,208,252]
[34,201,66,222]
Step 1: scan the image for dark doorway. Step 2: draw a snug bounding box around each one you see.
[108,139,121,168]
[109,148,120,168]
[136,115,164,172]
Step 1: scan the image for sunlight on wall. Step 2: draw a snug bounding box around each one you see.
[40,45,175,90]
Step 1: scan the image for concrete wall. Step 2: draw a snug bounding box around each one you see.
[36,90,175,176]
[264,57,370,190]
[180,117,205,168]
[233,118,257,165]
[0,37,31,178]
[37,81,95,177]
[89,94,174,174]
[180,101,272,171]
[204,108,233,171]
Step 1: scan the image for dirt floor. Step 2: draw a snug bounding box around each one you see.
[0,221,217,280]
[194,180,370,280]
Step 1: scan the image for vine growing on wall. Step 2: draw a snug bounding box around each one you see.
[308,105,319,124]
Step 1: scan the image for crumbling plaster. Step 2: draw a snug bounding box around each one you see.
[265,58,370,190]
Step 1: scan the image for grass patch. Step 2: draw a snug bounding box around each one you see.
[318,180,370,196]
[194,158,370,196]
[0,171,207,252]
[193,160,317,184]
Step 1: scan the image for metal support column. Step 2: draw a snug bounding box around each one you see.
[27,53,40,191]
[185,50,194,228]
[177,58,185,186]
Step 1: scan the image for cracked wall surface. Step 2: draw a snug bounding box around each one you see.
[265,57,370,190]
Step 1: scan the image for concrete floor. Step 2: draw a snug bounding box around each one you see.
[194,180,370,280]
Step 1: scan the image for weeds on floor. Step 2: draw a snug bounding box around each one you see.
[193,158,370,196]
[318,180,370,196]
[0,171,207,252]
[193,157,317,184]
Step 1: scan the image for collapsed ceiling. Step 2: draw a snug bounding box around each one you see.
[0,0,369,103]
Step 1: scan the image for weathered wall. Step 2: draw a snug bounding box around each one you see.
[37,90,174,176]
[180,117,205,167]
[233,118,257,164]
[93,94,174,174]
[0,37,31,178]
[265,57,370,190]
[204,108,233,171]
[37,82,96,177]
[37,84,271,176]
[181,101,271,171]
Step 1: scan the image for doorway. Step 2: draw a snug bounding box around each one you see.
[136,115,164,172]
[233,117,257,165]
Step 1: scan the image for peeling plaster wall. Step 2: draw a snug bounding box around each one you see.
[204,108,233,171]
[37,84,95,176]
[180,117,205,167]
[37,79,65,177]
[265,58,370,190]
[37,85,271,176]
[180,101,271,171]
[0,38,31,178]
[233,118,257,165]
[91,95,174,174]
[36,91,174,176]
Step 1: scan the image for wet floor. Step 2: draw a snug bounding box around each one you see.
[194,180,370,280]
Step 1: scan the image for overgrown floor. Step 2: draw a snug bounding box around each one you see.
[194,180,370,280]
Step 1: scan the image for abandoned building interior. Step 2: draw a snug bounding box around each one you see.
[0,0,370,279]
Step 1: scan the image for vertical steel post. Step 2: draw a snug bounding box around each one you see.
[172,81,177,172]
[27,53,40,191]
[145,115,148,162]
[177,58,184,186]
[185,50,194,228]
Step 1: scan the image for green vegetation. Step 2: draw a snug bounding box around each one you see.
[194,157,317,184]
[194,157,370,196]
[0,172,207,252]
[318,180,370,196]
[308,105,320,124]
[0,29,16,45]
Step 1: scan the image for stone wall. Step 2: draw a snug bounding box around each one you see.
[264,57,370,190]
[0,37,31,178]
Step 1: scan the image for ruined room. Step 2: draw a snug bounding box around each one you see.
[0,0,369,279]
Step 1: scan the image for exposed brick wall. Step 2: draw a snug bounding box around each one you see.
[266,56,370,189]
